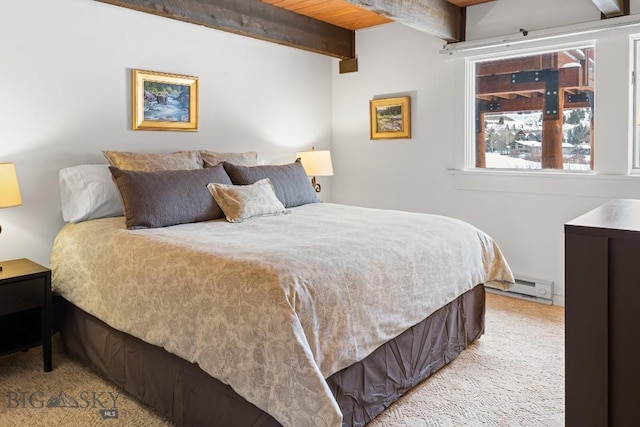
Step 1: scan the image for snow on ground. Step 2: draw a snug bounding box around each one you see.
[483,111,591,171]
[485,153,590,170]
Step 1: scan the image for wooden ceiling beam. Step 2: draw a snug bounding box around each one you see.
[592,0,629,18]
[342,0,464,42]
[477,67,588,97]
[94,0,355,59]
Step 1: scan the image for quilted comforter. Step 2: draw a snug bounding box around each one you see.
[51,203,513,427]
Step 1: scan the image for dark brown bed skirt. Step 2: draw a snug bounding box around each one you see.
[55,284,485,427]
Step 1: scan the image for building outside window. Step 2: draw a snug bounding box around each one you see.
[471,46,595,170]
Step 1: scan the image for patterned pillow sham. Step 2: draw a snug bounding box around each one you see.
[109,163,232,229]
[207,179,286,223]
[223,159,318,208]
[200,151,258,167]
[103,150,202,171]
[172,150,259,167]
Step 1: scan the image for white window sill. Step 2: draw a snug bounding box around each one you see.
[448,168,640,197]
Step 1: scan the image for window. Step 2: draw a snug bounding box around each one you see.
[471,46,595,170]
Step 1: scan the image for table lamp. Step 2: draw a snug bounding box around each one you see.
[0,163,22,271]
[296,147,334,192]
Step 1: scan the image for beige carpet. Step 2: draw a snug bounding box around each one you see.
[0,293,564,426]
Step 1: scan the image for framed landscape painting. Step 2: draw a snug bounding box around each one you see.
[132,69,199,131]
[370,96,411,140]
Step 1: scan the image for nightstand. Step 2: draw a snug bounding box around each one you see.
[0,258,52,372]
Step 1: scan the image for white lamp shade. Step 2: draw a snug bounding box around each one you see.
[296,150,334,177]
[0,163,22,208]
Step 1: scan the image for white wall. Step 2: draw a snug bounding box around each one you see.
[466,0,602,40]
[0,0,333,266]
[467,0,640,40]
[332,0,640,306]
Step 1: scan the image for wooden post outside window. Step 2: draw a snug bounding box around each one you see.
[541,88,565,169]
[476,111,486,168]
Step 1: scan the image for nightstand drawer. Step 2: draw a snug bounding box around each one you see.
[0,278,45,316]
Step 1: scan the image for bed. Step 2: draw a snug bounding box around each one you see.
[51,151,514,427]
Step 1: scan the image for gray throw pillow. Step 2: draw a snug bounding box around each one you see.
[109,163,233,229]
[223,159,319,208]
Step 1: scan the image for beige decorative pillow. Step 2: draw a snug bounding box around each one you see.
[103,150,202,171]
[199,151,259,167]
[207,179,286,223]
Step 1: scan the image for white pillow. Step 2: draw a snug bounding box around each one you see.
[59,164,123,223]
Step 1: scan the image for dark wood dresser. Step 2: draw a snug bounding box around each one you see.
[565,198,640,426]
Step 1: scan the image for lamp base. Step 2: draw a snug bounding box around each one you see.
[311,176,321,192]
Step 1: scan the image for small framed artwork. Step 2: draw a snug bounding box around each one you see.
[369,96,411,140]
[132,69,199,131]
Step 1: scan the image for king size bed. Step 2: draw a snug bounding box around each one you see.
[51,150,514,427]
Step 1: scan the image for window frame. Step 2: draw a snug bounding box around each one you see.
[632,37,640,171]
[465,42,596,172]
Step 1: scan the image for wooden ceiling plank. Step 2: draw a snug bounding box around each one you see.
[342,0,463,41]
[266,0,303,7]
[313,8,361,20]
[314,7,364,19]
[447,0,494,7]
[335,18,382,30]
[313,8,385,25]
[280,0,320,12]
[94,0,355,59]
[264,0,391,30]
[288,0,322,10]
[308,0,354,10]
[592,0,628,18]
[297,2,352,15]
[263,0,329,16]
[295,3,355,19]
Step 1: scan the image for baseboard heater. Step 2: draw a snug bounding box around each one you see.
[486,276,553,304]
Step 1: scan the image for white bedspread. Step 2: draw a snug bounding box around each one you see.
[51,203,514,427]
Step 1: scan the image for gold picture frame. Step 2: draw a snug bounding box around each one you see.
[132,69,198,131]
[369,96,411,140]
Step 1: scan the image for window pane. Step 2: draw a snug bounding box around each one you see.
[474,47,595,170]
